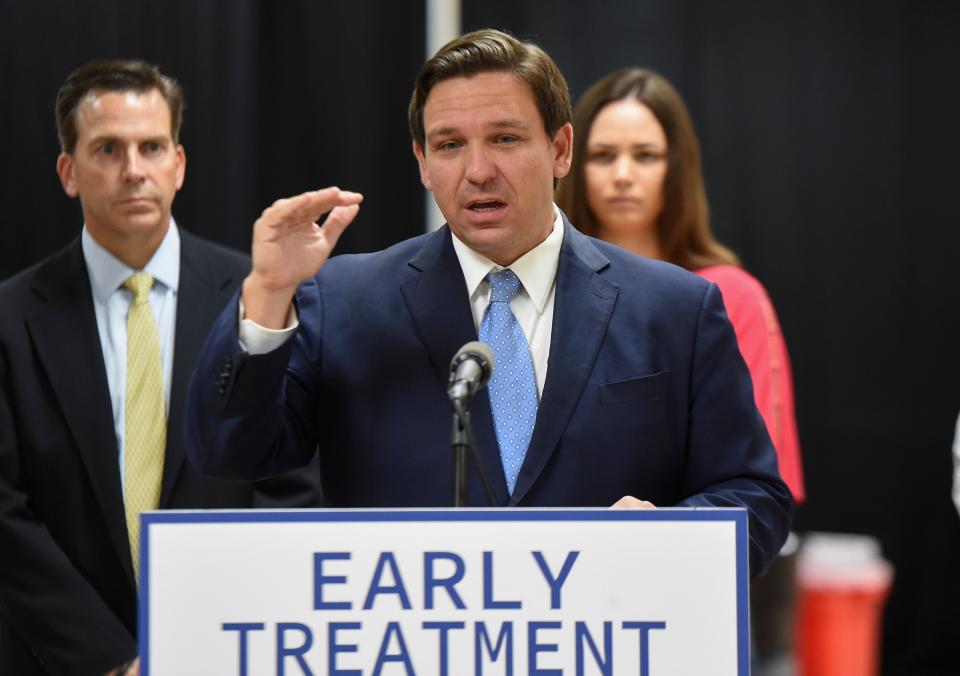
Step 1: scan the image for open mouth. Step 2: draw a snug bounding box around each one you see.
[467,199,506,212]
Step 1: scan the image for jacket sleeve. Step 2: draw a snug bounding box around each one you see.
[251,455,322,507]
[675,282,794,576]
[185,288,322,483]
[711,269,805,502]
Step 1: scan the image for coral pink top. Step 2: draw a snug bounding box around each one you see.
[696,265,805,503]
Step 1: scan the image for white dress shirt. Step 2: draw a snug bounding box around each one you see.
[450,209,562,395]
[82,222,180,491]
[240,208,564,396]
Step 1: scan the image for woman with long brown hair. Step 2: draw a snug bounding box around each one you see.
[557,66,805,672]
[556,67,804,502]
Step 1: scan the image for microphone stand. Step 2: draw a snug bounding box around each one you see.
[450,402,471,508]
[450,401,495,508]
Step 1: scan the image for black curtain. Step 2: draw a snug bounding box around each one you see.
[460,0,960,673]
[0,0,425,275]
[3,1,959,673]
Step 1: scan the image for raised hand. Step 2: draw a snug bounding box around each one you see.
[243,187,363,327]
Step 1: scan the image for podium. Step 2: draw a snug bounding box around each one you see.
[139,508,749,675]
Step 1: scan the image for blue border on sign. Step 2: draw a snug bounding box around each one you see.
[139,507,749,675]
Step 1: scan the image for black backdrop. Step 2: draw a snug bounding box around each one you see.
[2,1,958,673]
[0,0,427,267]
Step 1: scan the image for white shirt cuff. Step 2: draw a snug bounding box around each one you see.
[238,298,299,355]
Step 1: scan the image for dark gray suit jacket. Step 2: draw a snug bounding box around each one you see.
[0,229,320,675]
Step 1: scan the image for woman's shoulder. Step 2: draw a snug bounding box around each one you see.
[694,264,769,303]
[694,264,782,334]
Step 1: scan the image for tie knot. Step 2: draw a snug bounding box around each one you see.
[487,269,521,303]
[124,272,154,305]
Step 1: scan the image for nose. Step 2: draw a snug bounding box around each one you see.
[121,146,146,183]
[613,155,634,187]
[464,145,497,185]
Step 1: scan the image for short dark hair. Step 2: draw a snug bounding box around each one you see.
[408,29,572,149]
[55,59,184,154]
[555,67,739,270]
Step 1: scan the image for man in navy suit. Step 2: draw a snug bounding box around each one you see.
[186,30,791,574]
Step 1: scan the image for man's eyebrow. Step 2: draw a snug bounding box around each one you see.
[86,134,169,146]
[489,118,530,130]
[86,134,119,146]
[426,126,458,141]
[426,118,532,141]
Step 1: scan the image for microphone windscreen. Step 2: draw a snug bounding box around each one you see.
[451,341,495,383]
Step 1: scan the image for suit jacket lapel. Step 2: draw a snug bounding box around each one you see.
[399,228,510,506]
[510,221,618,505]
[25,241,133,573]
[160,231,243,506]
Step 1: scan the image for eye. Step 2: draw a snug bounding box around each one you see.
[143,141,162,155]
[436,140,461,152]
[495,134,518,145]
[587,150,615,164]
[636,150,665,164]
[100,142,116,155]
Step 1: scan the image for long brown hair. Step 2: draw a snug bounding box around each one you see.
[556,67,739,270]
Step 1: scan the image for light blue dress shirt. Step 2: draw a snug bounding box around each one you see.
[81,222,180,493]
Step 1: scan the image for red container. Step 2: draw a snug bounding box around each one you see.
[795,533,893,676]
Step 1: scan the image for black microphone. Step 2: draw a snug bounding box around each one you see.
[447,341,495,409]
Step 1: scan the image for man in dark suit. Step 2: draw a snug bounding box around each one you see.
[186,30,791,574]
[0,60,319,675]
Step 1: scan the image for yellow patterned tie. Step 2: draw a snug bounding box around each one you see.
[123,272,165,583]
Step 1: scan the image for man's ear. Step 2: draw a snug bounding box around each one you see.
[174,144,186,191]
[56,153,79,198]
[412,141,432,191]
[552,122,574,179]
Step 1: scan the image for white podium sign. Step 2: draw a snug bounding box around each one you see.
[140,508,748,675]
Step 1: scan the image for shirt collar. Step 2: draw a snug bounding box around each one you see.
[81,219,181,303]
[451,205,563,313]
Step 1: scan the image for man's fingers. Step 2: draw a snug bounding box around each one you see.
[262,187,364,229]
[321,203,361,246]
[280,189,362,226]
[610,496,656,509]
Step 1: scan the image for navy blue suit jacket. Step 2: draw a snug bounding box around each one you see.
[187,217,792,573]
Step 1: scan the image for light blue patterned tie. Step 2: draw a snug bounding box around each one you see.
[478,269,538,495]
